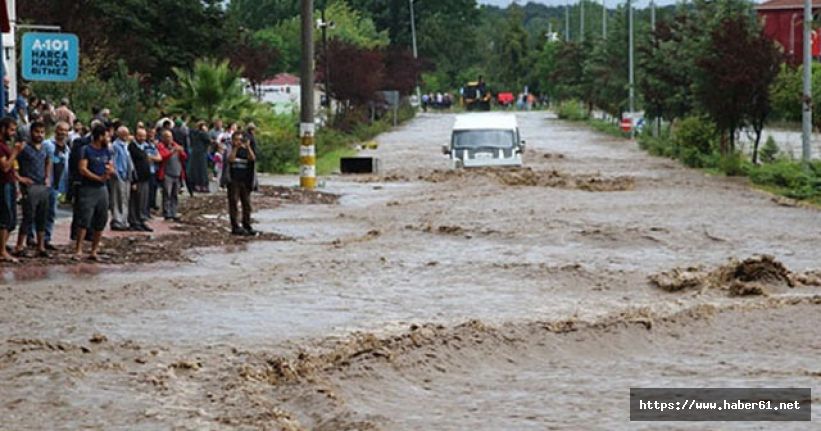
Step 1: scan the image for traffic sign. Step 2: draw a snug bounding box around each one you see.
[21,32,79,82]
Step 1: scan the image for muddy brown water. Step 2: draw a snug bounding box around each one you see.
[1,112,819,430]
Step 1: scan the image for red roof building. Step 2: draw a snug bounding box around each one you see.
[757,0,821,64]
[260,73,300,87]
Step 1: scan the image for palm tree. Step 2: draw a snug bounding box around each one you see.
[169,58,254,121]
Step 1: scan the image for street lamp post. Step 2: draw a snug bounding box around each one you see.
[628,0,635,139]
[602,0,606,39]
[565,3,570,41]
[318,7,333,111]
[409,0,421,109]
[802,0,812,161]
[580,0,585,42]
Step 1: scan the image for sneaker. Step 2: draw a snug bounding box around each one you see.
[242,227,258,236]
[172,217,182,223]
[231,227,246,236]
[45,243,58,251]
[140,225,154,232]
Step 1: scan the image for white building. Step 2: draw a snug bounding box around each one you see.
[2,0,17,111]
[248,73,328,117]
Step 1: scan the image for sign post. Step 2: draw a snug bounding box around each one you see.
[21,32,79,82]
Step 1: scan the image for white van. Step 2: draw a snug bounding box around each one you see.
[442,113,525,168]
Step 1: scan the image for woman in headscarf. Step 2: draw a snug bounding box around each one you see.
[188,121,211,192]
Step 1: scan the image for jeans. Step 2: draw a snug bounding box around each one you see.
[28,187,58,243]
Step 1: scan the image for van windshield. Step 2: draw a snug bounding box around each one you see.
[452,129,515,149]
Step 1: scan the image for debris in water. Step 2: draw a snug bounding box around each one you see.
[649,255,815,297]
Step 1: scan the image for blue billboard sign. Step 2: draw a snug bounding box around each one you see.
[21,32,79,82]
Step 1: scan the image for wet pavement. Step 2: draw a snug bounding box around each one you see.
[0,112,819,430]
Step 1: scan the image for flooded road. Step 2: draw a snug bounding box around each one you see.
[1,112,819,430]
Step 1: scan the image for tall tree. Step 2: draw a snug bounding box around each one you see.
[319,39,385,113]
[583,5,629,118]
[696,13,782,156]
[20,0,227,82]
[169,59,254,121]
[494,4,530,90]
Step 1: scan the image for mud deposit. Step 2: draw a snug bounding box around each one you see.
[0,186,336,267]
[1,113,819,430]
[360,167,635,192]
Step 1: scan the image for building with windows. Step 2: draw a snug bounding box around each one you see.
[757,0,821,64]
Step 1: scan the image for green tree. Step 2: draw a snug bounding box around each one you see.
[770,63,821,129]
[253,20,302,74]
[226,0,300,30]
[550,41,592,108]
[493,4,530,90]
[533,40,559,101]
[695,5,781,156]
[168,59,254,122]
[583,5,629,118]
[20,0,228,82]
[324,0,389,49]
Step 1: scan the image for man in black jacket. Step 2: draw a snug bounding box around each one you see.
[127,128,154,232]
[224,132,257,236]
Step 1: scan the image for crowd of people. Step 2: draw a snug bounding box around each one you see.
[0,86,259,263]
[421,92,455,111]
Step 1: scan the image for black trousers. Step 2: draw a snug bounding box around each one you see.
[227,181,252,229]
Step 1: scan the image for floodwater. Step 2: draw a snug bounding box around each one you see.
[0,112,819,430]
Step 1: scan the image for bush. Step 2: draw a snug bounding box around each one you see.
[255,101,416,174]
[588,119,623,138]
[556,100,589,121]
[671,116,719,168]
[749,160,820,199]
[638,134,675,157]
[759,136,780,163]
[254,111,300,174]
[717,152,750,177]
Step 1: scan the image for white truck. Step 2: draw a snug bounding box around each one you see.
[443,113,525,168]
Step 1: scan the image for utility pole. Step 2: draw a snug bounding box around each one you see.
[409,0,421,109]
[650,0,656,31]
[602,0,607,39]
[580,0,585,42]
[565,4,570,41]
[300,0,316,189]
[802,0,812,161]
[628,0,635,139]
